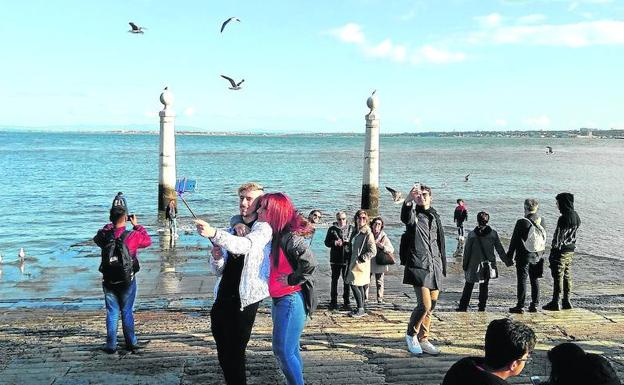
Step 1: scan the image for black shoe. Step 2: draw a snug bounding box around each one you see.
[455,307,467,312]
[341,303,351,311]
[528,304,538,313]
[542,301,560,311]
[509,306,524,314]
[126,341,148,352]
[329,303,338,311]
[99,346,117,354]
[477,307,486,312]
[561,299,573,310]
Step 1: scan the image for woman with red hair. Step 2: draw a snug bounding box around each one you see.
[256,192,317,385]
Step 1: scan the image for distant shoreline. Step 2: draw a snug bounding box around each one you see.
[2,128,624,139]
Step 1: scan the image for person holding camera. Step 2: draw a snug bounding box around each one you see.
[93,206,151,354]
[324,211,353,310]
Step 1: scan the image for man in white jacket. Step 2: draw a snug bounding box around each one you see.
[201,182,270,385]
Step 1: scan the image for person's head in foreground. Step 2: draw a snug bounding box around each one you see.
[484,318,536,380]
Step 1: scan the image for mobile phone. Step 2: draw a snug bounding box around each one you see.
[530,376,541,385]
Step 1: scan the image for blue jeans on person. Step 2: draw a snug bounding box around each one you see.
[103,278,138,350]
[272,291,306,385]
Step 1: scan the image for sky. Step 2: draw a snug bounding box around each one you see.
[1,0,623,133]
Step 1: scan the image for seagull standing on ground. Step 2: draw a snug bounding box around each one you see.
[464,173,471,182]
[220,17,240,33]
[385,186,404,204]
[128,22,146,34]
[221,75,244,90]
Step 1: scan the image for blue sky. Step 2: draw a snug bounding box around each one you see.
[1,0,623,133]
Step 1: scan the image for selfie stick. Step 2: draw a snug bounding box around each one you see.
[178,194,198,219]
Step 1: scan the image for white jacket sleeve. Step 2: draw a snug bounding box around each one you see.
[211,222,273,256]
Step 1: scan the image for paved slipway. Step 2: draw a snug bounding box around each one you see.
[1,237,623,385]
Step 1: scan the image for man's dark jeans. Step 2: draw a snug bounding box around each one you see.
[515,260,540,308]
[549,251,574,301]
[330,263,350,306]
[211,298,260,385]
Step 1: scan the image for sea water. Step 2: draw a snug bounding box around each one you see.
[0,131,622,288]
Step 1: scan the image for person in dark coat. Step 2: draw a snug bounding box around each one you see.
[543,192,581,311]
[507,198,546,314]
[456,211,508,312]
[400,184,446,356]
[324,211,354,310]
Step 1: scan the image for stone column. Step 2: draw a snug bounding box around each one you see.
[361,93,380,215]
[158,87,177,214]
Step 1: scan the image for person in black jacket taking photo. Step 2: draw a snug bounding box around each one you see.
[400,183,446,356]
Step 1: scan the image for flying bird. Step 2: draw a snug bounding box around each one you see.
[220,17,240,33]
[18,248,25,260]
[221,75,244,90]
[464,174,471,182]
[385,186,404,204]
[546,146,554,154]
[128,22,146,34]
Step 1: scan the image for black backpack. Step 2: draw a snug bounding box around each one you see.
[99,230,134,286]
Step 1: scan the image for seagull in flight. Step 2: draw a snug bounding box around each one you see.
[220,17,240,33]
[128,22,146,34]
[546,146,554,155]
[18,248,25,260]
[385,186,404,204]
[464,173,471,182]
[221,75,244,90]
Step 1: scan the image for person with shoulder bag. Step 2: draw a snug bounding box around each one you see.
[345,209,377,317]
[366,216,395,304]
[456,211,508,312]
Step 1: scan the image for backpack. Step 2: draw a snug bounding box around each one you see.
[99,230,134,286]
[522,218,546,254]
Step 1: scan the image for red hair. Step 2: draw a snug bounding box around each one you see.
[257,193,313,266]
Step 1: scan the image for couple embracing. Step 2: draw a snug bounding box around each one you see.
[195,183,317,385]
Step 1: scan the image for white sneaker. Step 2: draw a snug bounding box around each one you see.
[405,335,422,355]
[420,339,440,355]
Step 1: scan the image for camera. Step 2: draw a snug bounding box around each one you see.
[127,214,136,221]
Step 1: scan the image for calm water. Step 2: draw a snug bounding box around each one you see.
[0,131,623,286]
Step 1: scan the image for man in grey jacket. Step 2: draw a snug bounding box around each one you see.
[400,184,446,356]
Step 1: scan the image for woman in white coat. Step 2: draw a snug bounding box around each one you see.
[367,216,395,304]
[345,209,377,317]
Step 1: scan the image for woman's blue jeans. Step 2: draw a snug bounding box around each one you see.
[103,279,138,350]
[272,291,306,385]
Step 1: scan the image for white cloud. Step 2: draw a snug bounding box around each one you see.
[364,39,407,62]
[412,45,466,64]
[517,14,546,24]
[525,115,551,127]
[183,107,195,116]
[328,23,466,65]
[475,13,503,29]
[469,20,624,47]
[495,119,508,127]
[329,23,365,44]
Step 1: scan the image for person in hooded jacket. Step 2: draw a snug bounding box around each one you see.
[400,184,446,356]
[456,211,508,312]
[543,192,581,311]
[507,198,546,314]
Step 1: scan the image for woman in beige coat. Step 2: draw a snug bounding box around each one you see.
[367,216,395,304]
[345,209,377,317]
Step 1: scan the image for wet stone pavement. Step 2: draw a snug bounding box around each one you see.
[1,235,623,384]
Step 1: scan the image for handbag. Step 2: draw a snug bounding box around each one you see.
[375,236,395,265]
[476,236,498,282]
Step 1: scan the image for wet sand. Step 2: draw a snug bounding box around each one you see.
[1,233,623,384]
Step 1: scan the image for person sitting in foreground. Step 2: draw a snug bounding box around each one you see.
[540,342,585,385]
[442,318,536,385]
